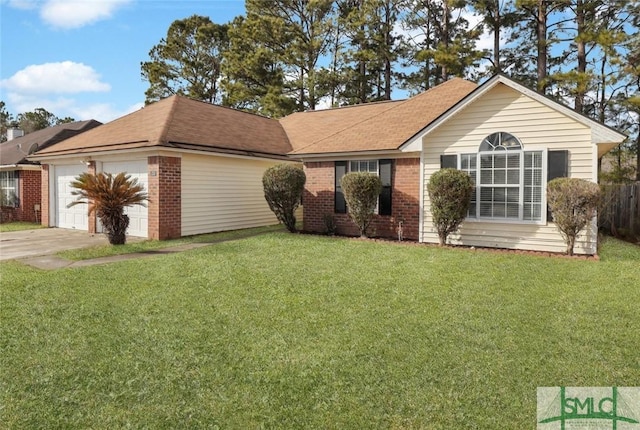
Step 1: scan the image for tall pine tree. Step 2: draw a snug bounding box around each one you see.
[141,15,229,104]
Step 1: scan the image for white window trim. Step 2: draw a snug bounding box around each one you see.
[349,159,379,175]
[0,171,19,207]
[459,149,548,225]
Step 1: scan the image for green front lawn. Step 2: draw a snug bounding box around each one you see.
[0,221,46,232]
[57,224,286,261]
[1,234,638,428]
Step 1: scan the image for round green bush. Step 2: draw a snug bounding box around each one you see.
[262,164,306,233]
[427,168,474,246]
[341,172,382,237]
[547,177,600,255]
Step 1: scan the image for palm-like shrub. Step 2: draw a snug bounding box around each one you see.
[547,177,601,255]
[341,172,382,237]
[68,172,148,245]
[262,164,306,233]
[427,168,474,246]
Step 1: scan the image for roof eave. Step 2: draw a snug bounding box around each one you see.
[0,163,41,171]
[293,148,418,161]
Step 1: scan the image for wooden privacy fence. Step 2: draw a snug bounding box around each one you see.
[599,182,640,239]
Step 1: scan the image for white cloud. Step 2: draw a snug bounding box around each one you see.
[1,61,141,123]
[39,0,131,29]
[5,92,143,122]
[73,101,143,123]
[1,61,111,94]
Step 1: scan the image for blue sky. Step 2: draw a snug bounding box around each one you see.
[1,0,246,123]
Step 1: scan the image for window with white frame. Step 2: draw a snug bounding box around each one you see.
[349,160,378,174]
[0,171,19,207]
[462,132,544,222]
[460,154,477,218]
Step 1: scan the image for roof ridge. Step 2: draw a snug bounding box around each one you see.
[174,94,278,122]
[157,95,180,145]
[296,99,403,114]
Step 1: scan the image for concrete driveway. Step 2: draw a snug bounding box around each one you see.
[0,228,114,261]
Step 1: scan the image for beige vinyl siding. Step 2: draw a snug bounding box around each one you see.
[421,83,598,254]
[181,154,285,236]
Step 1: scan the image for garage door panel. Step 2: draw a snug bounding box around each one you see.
[102,161,148,238]
[55,164,88,230]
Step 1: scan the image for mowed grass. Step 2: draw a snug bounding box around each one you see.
[57,224,286,261]
[1,234,639,429]
[0,221,46,232]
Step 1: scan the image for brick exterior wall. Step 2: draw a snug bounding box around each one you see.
[0,169,42,223]
[19,170,42,223]
[303,158,420,240]
[148,156,181,240]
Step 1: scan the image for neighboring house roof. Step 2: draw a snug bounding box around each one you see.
[282,78,478,156]
[400,74,627,156]
[32,95,292,159]
[0,120,101,167]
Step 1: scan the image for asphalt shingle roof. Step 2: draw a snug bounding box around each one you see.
[34,96,292,158]
[281,78,478,155]
[0,120,101,166]
[33,78,478,159]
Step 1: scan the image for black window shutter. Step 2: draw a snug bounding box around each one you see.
[379,159,393,216]
[548,150,569,181]
[335,161,347,214]
[440,154,457,169]
[547,150,569,221]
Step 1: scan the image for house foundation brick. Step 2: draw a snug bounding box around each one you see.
[303,158,420,240]
[148,156,181,240]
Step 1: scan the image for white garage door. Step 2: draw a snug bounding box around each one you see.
[102,160,149,238]
[55,164,88,230]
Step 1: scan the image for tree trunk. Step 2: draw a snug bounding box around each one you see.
[358,0,367,103]
[441,0,449,82]
[536,0,548,93]
[299,69,305,111]
[383,1,392,100]
[494,0,501,73]
[636,130,640,181]
[567,235,575,256]
[575,0,586,113]
[598,53,607,123]
[103,212,129,245]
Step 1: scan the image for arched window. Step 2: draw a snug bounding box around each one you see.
[479,132,522,151]
[458,132,544,222]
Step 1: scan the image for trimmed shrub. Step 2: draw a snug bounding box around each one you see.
[427,168,474,246]
[547,177,601,255]
[341,172,382,237]
[262,164,306,233]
